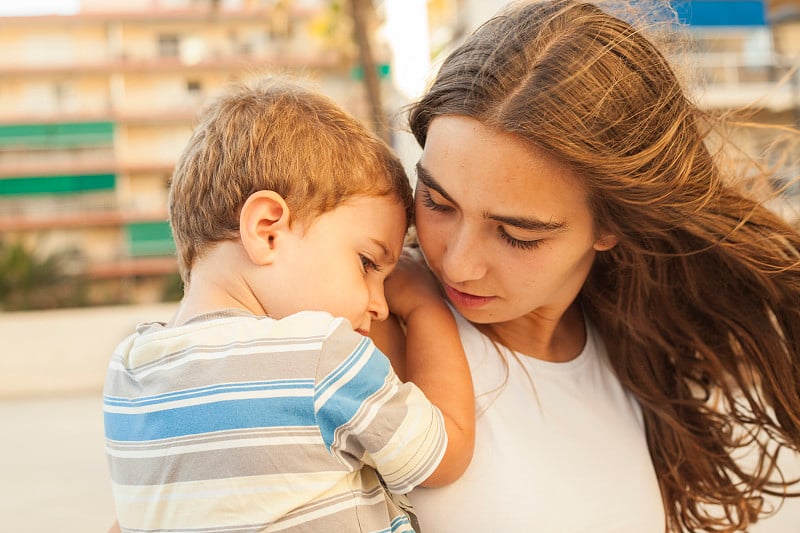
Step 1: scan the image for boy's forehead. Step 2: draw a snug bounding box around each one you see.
[367,197,408,256]
[369,237,399,263]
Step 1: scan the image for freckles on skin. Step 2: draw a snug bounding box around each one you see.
[419,116,603,333]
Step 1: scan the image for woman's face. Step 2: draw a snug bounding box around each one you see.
[415,115,617,328]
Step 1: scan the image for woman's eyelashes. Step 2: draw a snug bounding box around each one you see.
[420,188,453,213]
[498,227,542,250]
[420,186,542,250]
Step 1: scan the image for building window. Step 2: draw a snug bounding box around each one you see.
[186,80,202,95]
[158,34,180,58]
[53,81,77,112]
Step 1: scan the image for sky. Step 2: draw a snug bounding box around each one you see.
[0,0,79,16]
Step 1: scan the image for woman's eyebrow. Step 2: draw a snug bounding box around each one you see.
[417,161,566,232]
[488,213,566,232]
[416,161,458,205]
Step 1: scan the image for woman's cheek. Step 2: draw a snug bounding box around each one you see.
[415,212,444,261]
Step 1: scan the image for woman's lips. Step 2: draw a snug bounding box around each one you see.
[443,284,494,309]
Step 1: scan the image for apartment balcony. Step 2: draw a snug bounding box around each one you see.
[0,159,174,180]
[0,191,177,280]
[0,2,319,25]
[0,211,169,233]
[687,52,798,112]
[0,51,344,76]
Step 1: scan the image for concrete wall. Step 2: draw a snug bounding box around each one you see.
[0,303,177,398]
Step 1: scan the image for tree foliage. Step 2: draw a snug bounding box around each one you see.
[0,240,87,311]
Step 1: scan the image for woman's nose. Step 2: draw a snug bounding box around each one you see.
[441,226,487,283]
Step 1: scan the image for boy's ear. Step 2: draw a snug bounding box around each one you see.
[239,190,291,265]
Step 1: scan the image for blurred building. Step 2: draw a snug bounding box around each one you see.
[0,0,797,308]
[676,0,800,219]
[676,0,797,119]
[767,0,800,125]
[678,1,780,106]
[0,0,376,305]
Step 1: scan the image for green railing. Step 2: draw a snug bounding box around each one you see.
[127,221,176,257]
[0,174,116,196]
[0,122,114,149]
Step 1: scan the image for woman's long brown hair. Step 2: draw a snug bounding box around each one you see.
[409,1,800,531]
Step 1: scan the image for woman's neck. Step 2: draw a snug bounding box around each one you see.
[478,301,587,363]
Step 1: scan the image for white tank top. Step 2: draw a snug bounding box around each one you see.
[409,310,666,533]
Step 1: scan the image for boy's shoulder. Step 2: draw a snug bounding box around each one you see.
[174,309,358,346]
[119,310,347,351]
[133,309,348,338]
[112,310,360,370]
[271,310,353,339]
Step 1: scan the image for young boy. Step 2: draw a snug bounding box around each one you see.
[103,76,474,532]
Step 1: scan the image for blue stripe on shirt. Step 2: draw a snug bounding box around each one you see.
[103,379,314,407]
[391,514,411,528]
[104,395,316,441]
[316,336,371,396]
[316,347,391,449]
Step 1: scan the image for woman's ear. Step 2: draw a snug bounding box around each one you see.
[593,232,619,252]
[239,190,291,265]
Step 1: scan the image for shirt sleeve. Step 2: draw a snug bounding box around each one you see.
[313,317,447,494]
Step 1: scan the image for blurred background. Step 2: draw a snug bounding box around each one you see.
[0,0,799,531]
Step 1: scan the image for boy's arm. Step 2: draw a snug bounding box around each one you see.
[383,249,475,487]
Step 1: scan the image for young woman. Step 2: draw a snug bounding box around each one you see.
[376,1,800,531]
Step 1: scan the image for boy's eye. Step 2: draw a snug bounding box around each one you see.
[420,187,453,213]
[359,254,381,273]
[498,227,542,250]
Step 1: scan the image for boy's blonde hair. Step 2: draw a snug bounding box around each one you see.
[169,76,413,281]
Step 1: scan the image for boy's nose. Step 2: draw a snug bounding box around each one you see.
[368,289,390,322]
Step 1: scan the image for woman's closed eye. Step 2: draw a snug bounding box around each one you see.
[498,227,542,250]
[420,187,453,213]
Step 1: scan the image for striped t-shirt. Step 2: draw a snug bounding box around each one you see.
[103,309,447,532]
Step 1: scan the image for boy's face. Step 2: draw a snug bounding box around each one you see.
[265,194,407,335]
